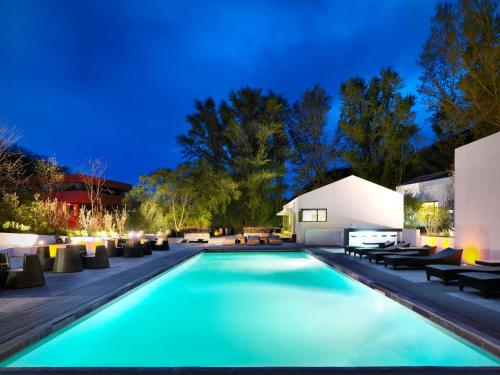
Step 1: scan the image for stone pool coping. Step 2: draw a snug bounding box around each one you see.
[0,247,498,373]
[306,248,500,358]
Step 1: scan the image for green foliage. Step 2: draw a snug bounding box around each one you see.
[336,68,420,188]
[288,84,334,194]
[126,161,238,232]
[403,194,423,229]
[417,205,452,236]
[177,87,289,227]
[418,0,500,140]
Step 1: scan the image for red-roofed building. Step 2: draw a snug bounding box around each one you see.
[50,174,132,228]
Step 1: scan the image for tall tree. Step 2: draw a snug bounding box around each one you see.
[336,68,419,188]
[177,87,289,227]
[176,98,227,171]
[288,84,333,193]
[418,0,499,140]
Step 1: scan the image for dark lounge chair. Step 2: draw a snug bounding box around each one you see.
[36,246,55,271]
[52,247,83,273]
[458,272,500,297]
[82,246,110,269]
[0,252,10,269]
[368,250,419,263]
[426,264,500,284]
[4,254,45,289]
[383,247,463,269]
[106,240,124,257]
[123,243,144,258]
[247,236,260,246]
[151,238,169,251]
[367,245,436,263]
[140,241,153,256]
[0,252,11,287]
[268,235,283,245]
[353,243,410,258]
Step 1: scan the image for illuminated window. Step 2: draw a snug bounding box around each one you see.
[299,209,327,222]
[422,201,438,209]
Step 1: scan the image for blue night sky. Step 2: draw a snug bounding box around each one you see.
[0,0,440,184]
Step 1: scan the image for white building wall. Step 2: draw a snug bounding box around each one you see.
[397,177,453,207]
[283,175,403,244]
[455,131,500,263]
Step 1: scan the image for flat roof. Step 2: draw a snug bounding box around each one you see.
[399,171,451,186]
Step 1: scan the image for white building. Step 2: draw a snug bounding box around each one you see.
[396,171,453,208]
[278,175,404,246]
[455,131,500,263]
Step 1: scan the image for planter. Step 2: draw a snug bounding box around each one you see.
[0,232,55,251]
[402,229,421,246]
[421,235,454,250]
[243,227,273,237]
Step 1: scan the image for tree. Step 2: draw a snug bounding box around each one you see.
[177,87,289,227]
[177,98,227,171]
[336,68,420,188]
[418,0,499,140]
[126,162,238,232]
[35,156,64,195]
[288,84,333,193]
[0,125,26,193]
[80,158,106,214]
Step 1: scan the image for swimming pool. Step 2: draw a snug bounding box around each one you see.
[1,251,498,367]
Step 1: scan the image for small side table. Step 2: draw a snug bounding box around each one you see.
[475,260,500,266]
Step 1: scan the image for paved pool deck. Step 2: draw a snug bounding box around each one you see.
[308,247,500,357]
[0,244,499,372]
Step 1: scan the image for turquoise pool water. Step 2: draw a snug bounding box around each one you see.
[2,251,499,367]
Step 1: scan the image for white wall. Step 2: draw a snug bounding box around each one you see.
[455,131,500,263]
[0,232,55,251]
[397,177,453,207]
[283,175,403,244]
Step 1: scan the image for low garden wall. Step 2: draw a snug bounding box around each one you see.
[0,232,55,251]
[402,229,421,246]
[420,235,455,250]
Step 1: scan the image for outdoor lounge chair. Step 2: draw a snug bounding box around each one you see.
[36,246,55,271]
[123,243,144,258]
[246,236,260,246]
[140,241,153,255]
[0,252,11,287]
[366,245,436,263]
[383,247,463,269]
[82,246,110,269]
[367,250,420,263]
[0,252,10,269]
[426,264,500,284]
[66,244,87,256]
[353,242,410,258]
[268,235,282,245]
[4,254,45,289]
[458,272,500,297]
[151,238,170,251]
[52,247,84,273]
[106,240,124,257]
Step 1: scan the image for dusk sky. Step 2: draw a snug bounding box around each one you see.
[0,0,440,184]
